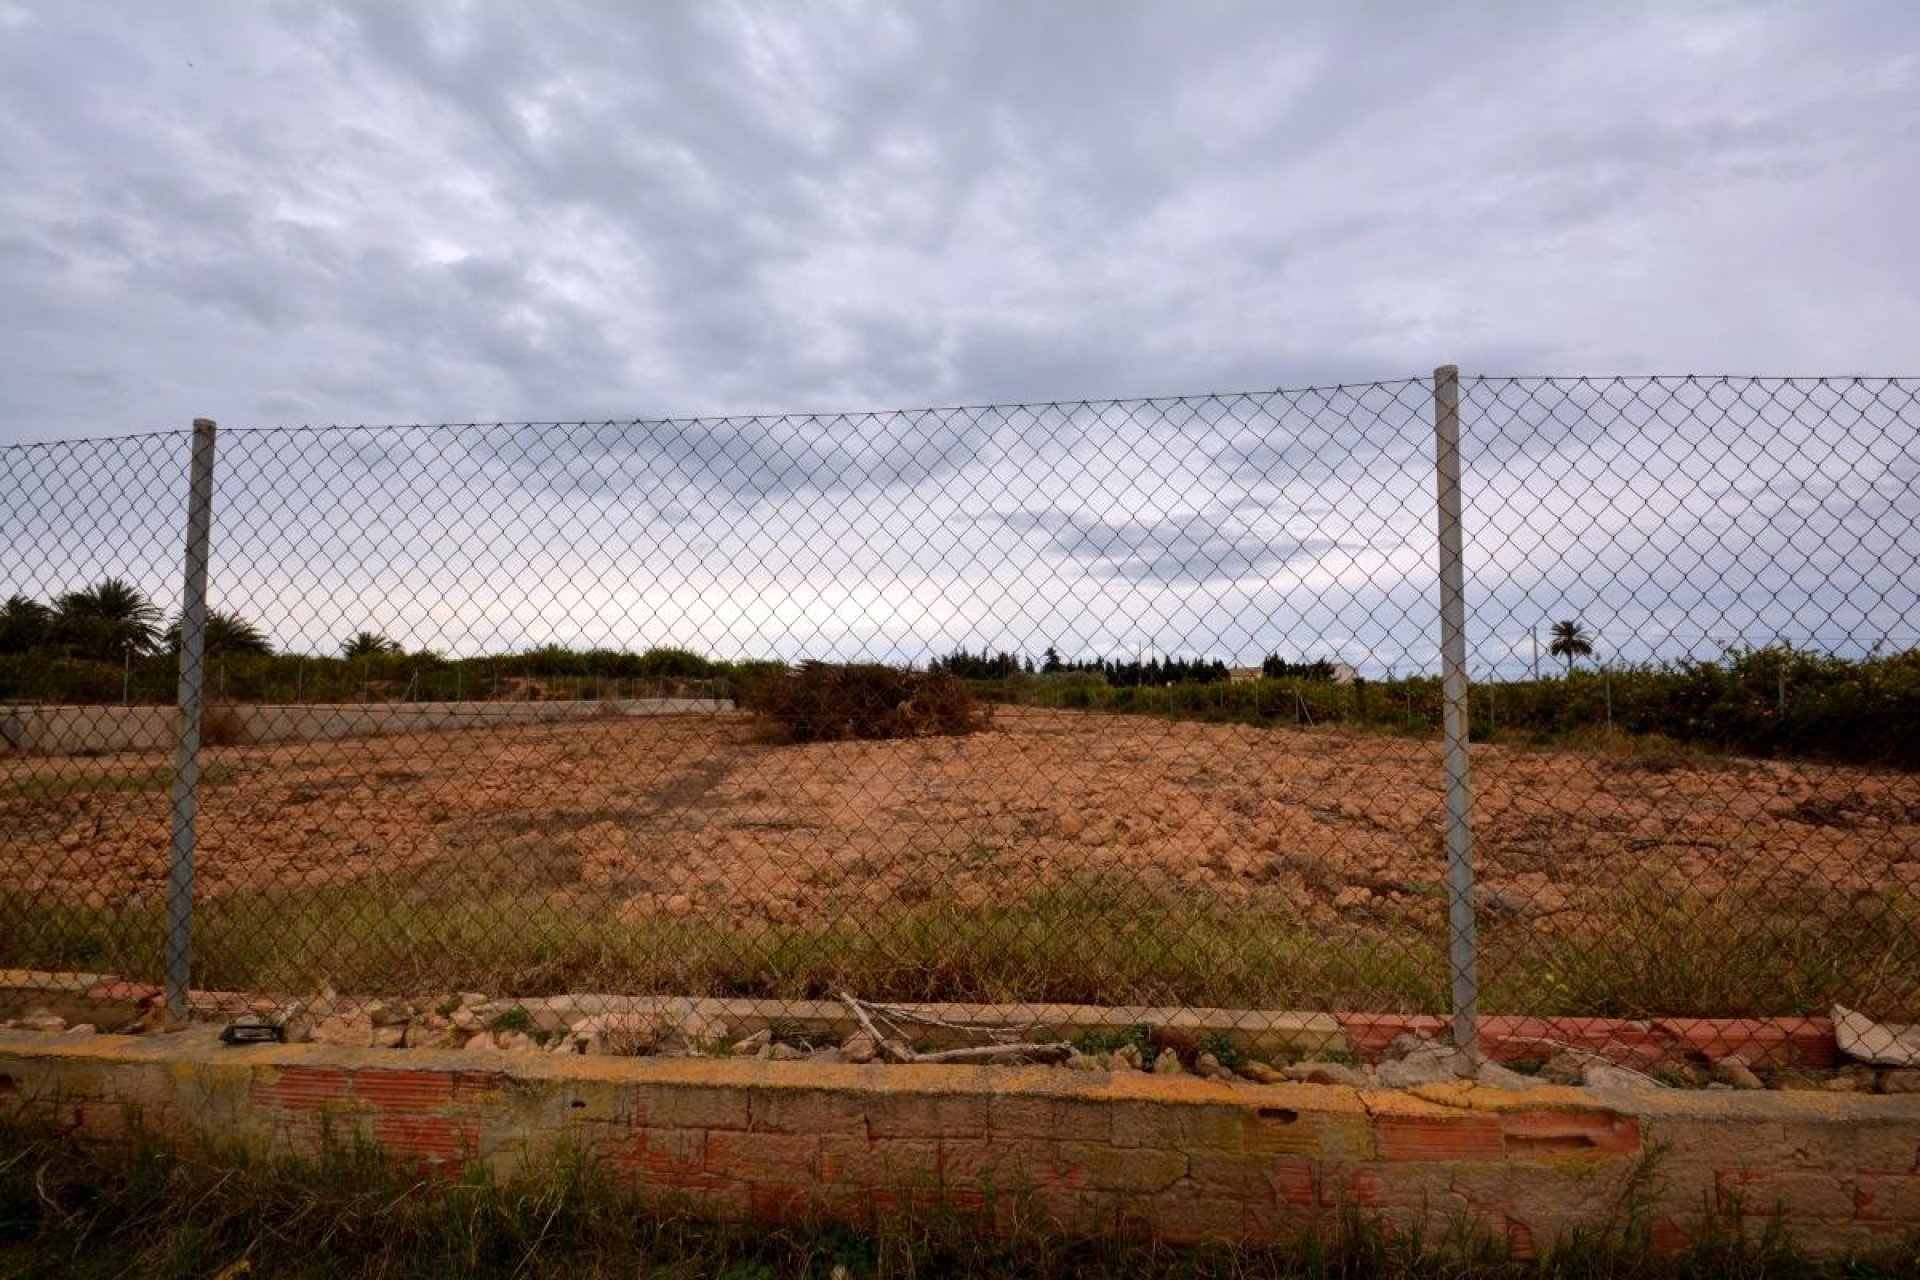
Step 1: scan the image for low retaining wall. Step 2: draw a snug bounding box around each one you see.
[0,698,731,754]
[3,1029,1915,1260]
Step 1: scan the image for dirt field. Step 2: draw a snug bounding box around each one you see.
[5,706,1917,930]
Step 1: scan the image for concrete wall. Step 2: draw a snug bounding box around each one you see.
[2,1029,1915,1261]
[0,698,732,755]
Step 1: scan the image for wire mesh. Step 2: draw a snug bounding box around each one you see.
[1,374,1915,1076]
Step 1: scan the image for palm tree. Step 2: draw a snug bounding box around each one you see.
[0,594,53,653]
[342,631,401,658]
[52,577,163,661]
[165,608,274,656]
[1548,619,1594,676]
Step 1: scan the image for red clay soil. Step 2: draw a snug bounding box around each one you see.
[3,708,1915,931]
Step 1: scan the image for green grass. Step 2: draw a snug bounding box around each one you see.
[0,761,239,802]
[4,1116,1909,1279]
[3,874,1914,1023]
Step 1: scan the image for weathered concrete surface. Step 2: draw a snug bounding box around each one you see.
[0,698,730,754]
[2,1029,1915,1260]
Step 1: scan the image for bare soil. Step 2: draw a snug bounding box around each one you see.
[5,708,1916,930]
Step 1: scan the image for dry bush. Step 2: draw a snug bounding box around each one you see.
[200,704,251,747]
[740,662,988,743]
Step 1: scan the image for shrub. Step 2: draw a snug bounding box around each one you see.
[741,662,988,743]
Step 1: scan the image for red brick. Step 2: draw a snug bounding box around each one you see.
[1653,1018,1836,1069]
[1374,1113,1504,1161]
[748,1089,866,1134]
[705,1129,818,1183]
[371,1114,472,1164]
[1480,1017,1667,1069]
[817,1135,937,1184]
[866,1093,990,1138]
[1343,1165,1388,1207]
[988,1094,1109,1142]
[1269,1155,1320,1206]
[616,1127,706,1177]
[1500,1109,1640,1158]
[1717,1169,1857,1222]
[1854,1174,1920,1223]
[351,1068,456,1112]
[939,1137,1031,1184]
[747,1181,815,1220]
[1336,1014,1449,1062]
[647,1085,749,1131]
[250,1066,351,1111]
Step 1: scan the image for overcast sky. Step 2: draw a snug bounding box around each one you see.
[3,1,1917,443]
[2,3,1916,671]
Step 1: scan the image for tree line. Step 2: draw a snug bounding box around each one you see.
[929,645,1336,687]
[0,579,272,661]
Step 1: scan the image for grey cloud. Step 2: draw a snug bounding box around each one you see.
[6,2,1916,444]
[978,507,1336,585]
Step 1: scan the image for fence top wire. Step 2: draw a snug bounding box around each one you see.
[4,372,1916,451]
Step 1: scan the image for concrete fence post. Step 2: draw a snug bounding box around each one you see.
[164,418,218,1022]
[1431,367,1482,1072]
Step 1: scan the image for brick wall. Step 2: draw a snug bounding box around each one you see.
[2,1029,1915,1261]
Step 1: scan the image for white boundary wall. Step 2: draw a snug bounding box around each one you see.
[0,699,732,755]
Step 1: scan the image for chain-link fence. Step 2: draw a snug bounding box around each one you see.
[3,372,1916,1073]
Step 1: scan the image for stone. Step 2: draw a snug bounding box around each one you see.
[1112,1044,1144,1072]
[733,1029,773,1056]
[881,1038,912,1062]
[1284,1061,1369,1088]
[371,1025,406,1049]
[573,1014,661,1056]
[1333,885,1373,910]
[1238,1060,1287,1085]
[1768,1067,1826,1092]
[1825,1065,1877,1093]
[63,1023,96,1035]
[1065,1050,1102,1071]
[1377,1046,1461,1089]
[18,1009,66,1033]
[1582,1062,1665,1092]
[1878,1069,1920,1094]
[451,1007,484,1033]
[664,894,694,917]
[840,1031,877,1064]
[1152,1048,1184,1075]
[364,999,412,1027]
[1540,1052,1588,1086]
[760,1042,804,1061]
[464,1031,498,1051]
[1474,1059,1547,1091]
[1381,1032,1432,1062]
[1712,1056,1765,1090]
[459,992,488,1009]
[310,1013,373,1047]
[494,1030,536,1052]
[1194,1052,1234,1081]
[668,1010,728,1053]
[529,1006,572,1036]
